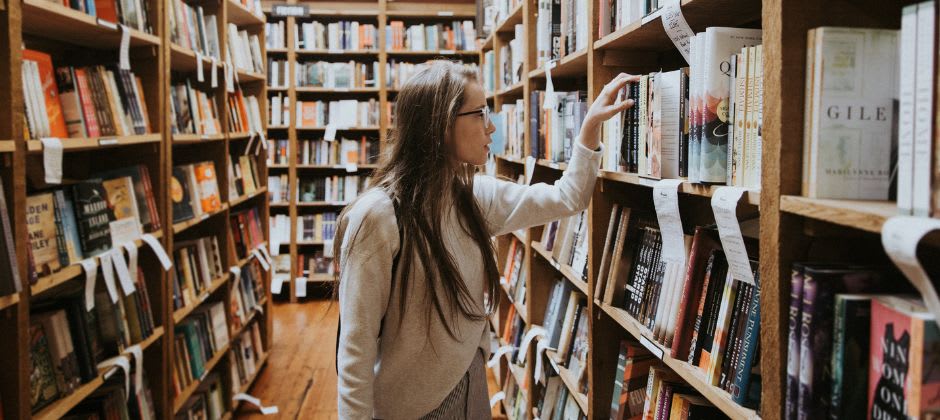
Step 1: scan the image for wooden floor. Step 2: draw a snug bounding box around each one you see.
[234,295,506,419]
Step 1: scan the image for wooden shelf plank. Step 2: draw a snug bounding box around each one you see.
[266,48,288,54]
[170,44,222,73]
[497,154,526,165]
[599,171,761,206]
[269,202,289,208]
[597,302,760,420]
[227,0,265,26]
[172,274,231,324]
[497,81,525,99]
[0,140,14,153]
[780,195,895,234]
[22,0,161,48]
[482,33,494,50]
[295,87,381,94]
[172,204,230,235]
[529,50,589,80]
[172,133,226,144]
[236,69,266,83]
[386,10,476,18]
[593,0,761,52]
[173,343,232,414]
[544,349,589,415]
[296,201,349,207]
[295,163,380,170]
[295,126,380,131]
[31,232,163,297]
[33,327,164,420]
[530,241,589,295]
[295,49,379,57]
[26,134,162,154]
[494,2,524,34]
[0,293,18,311]
[228,132,254,140]
[306,273,335,282]
[230,187,269,208]
[386,50,480,57]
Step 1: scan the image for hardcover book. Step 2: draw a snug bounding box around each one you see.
[70,179,115,258]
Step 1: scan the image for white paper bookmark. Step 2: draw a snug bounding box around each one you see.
[525,156,536,184]
[257,244,273,265]
[81,258,99,311]
[125,344,143,396]
[653,179,686,264]
[271,276,285,294]
[259,131,269,149]
[225,63,235,93]
[110,248,136,296]
[487,345,513,368]
[324,125,337,141]
[233,393,279,415]
[534,339,551,384]
[883,216,940,322]
[711,187,754,284]
[96,18,118,30]
[123,243,138,283]
[345,163,358,173]
[661,0,694,64]
[542,61,558,110]
[323,240,334,259]
[119,25,132,70]
[210,58,218,88]
[519,326,548,361]
[489,391,506,408]
[295,277,307,298]
[98,355,131,400]
[141,234,172,271]
[40,137,63,184]
[230,266,242,280]
[253,249,271,271]
[99,252,120,303]
[196,52,205,82]
[244,132,256,156]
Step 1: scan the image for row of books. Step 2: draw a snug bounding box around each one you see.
[295,21,379,51]
[26,165,161,278]
[62,378,157,420]
[168,0,221,60]
[299,251,332,276]
[171,235,225,311]
[23,50,151,140]
[499,25,525,89]
[267,58,289,89]
[176,372,225,420]
[51,0,152,34]
[501,373,529,420]
[482,50,496,93]
[295,61,379,88]
[268,175,289,203]
[541,209,590,280]
[535,0,588,66]
[30,278,157,412]
[502,237,528,306]
[533,371,584,419]
[491,101,525,158]
[226,24,264,74]
[529,90,588,163]
[228,90,264,135]
[265,20,287,49]
[296,138,379,166]
[0,176,20,297]
[267,140,289,165]
[542,277,591,395]
[298,212,338,242]
[782,265,934,419]
[594,205,761,408]
[386,60,478,89]
[479,0,523,37]
[385,20,477,52]
[230,207,266,261]
[294,100,380,128]
[231,260,266,332]
[598,0,663,39]
[297,175,370,203]
[227,153,263,199]
[229,321,266,391]
[172,301,230,397]
[171,162,222,224]
[170,80,222,136]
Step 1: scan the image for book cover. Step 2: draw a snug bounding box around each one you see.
[23,49,68,138]
[53,189,84,265]
[70,179,115,258]
[0,174,21,295]
[171,166,195,223]
[194,162,221,213]
[101,176,142,242]
[829,294,874,420]
[26,192,63,277]
[29,322,59,412]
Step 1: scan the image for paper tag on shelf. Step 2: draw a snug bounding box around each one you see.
[233,393,279,415]
[98,355,131,400]
[225,63,235,93]
[210,58,218,87]
[525,156,536,184]
[660,0,694,64]
[324,125,337,141]
[99,252,119,303]
[253,249,271,271]
[883,216,940,322]
[441,49,456,55]
[490,391,506,408]
[487,345,513,368]
[711,186,755,285]
[323,239,335,258]
[519,326,547,357]
[98,138,118,146]
[97,18,118,30]
[259,131,268,149]
[271,276,285,294]
[81,258,99,311]
[141,234,172,270]
[40,137,63,184]
[257,245,274,265]
[534,339,550,384]
[196,52,205,82]
[295,277,307,297]
[119,25,132,70]
[110,248,136,296]
[123,242,138,284]
[229,266,242,279]
[638,335,665,359]
[542,61,558,110]
[437,11,454,16]
[653,179,686,264]
[345,163,358,173]
[124,344,143,396]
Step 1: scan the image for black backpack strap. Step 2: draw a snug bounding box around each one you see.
[336,197,403,374]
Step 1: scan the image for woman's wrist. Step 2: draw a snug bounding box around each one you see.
[579,120,601,150]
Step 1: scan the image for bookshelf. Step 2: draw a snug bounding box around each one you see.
[0,0,272,417]
[262,0,479,302]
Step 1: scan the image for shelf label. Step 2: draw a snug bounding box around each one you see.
[225,63,235,93]
[324,125,337,141]
[271,276,285,294]
[534,339,551,384]
[210,58,218,87]
[639,335,665,359]
[487,345,513,368]
[295,277,307,298]
[99,252,119,303]
[441,49,456,55]
[489,392,506,408]
[711,186,755,285]
[518,326,547,364]
[525,156,536,184]
[96,18,118,30]
[233,393,279,415]
[98,138,119,145]
[653,179,686,265]
[40,137,63,184]
[660,0,694,64]
[125,344,144,397]
[437,11,454,16]
[196,51,205,82]
[252,249,271,271]
[323,239,335,258]
[81,258,99,311]
[110,248,137,296]
[123,243,138,284]
[271,3,309,17]
[97,355,131,401]
[883,216,940,322]
[119,25,131,70]
[142,233,172,271]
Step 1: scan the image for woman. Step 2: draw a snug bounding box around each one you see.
[334,60,636,419]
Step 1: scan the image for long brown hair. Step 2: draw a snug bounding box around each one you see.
[333,60,501,339]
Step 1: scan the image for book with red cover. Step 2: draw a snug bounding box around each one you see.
[23,49,68,138]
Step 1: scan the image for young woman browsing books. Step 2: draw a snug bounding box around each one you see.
[333,60,637,419]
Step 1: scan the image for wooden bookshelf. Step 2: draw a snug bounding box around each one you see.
[172,134,227,144]
[0,293,18,311]
[171,204,230,235]
[544,349,589,415]
[494,2,524,34]
[21,0,161,47]
[779,195,894,234]
[531,241,589,295]
[0,140,14,152]
[599,170,762,206]
[171,274,231,324]
[226,0,264,25]
[229,187,269,208]
[172,343,232,414]
[527,49,588,80]
[25,134,163,153]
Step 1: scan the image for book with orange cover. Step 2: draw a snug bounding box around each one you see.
[194,162,221,213]
[72,68,101,138]
[94,0,119,23]
[23,49,68,138]
[301,102,318,127]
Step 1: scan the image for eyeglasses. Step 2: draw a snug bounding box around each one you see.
[456,106,491,127]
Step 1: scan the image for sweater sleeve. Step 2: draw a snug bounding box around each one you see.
[474,141,604,236]
[336,199,399,420]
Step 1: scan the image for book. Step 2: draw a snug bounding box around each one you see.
[0,174,21,295]
[26,192,64,277]
[171,165,196,223]
[829,294,875,420]
[70,179,115,258]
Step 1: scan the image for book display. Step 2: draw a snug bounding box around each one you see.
[263,0,479,302]
[0,0,272,416]
[480,0,940,419]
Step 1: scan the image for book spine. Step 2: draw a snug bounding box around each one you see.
[731,282,761,404]
[785,266,804,420]
[796,273,817,420]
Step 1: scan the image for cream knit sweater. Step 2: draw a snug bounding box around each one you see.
[337,142,603,419]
